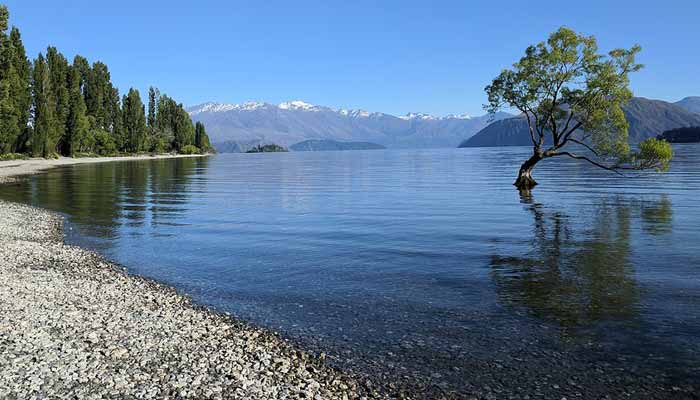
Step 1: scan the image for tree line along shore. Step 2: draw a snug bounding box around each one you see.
[0,5,213,161]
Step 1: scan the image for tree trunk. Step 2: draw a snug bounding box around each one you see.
[514,153,542,191]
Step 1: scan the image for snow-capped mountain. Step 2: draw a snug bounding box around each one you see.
[186,100,512,151]
[188,101,271,115]
[278,100,327,112]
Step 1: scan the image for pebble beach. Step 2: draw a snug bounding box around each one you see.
[0,159,389,400]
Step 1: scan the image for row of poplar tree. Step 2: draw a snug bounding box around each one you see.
[0,5,212,158]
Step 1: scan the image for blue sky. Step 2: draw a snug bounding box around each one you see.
[5,0,700,116]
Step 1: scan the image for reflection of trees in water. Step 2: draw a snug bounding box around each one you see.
[639,196,673,235]
[1,157,210,240]
[148,157,210,227]
[491,194,673,331]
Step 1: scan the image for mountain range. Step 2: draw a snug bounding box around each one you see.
[187,101,512,152]
[676,97,700,114]
[459,97,700,148]
[290,139,386,151]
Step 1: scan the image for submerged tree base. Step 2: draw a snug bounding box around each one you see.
[514,172,538,191]
[514,154,541,191]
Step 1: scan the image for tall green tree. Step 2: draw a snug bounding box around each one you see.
[485,27,673,191]
[194,121,212,152]
[85,61,116,131]
[173,105,195,151]
[9,27,31,153]
[154,94,196,151]
[0,3,206,158]
[72,55,90,90]
[121,88,147,153]
[46,46,70,155]
[107,85,122,147]
[0,5,21,153]
[0,69,19,154]
[148,86,158,128]
[30,53,56,158]
[146,86,161,151]
[66,64,89,156]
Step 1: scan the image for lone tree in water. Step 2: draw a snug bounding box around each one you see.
[485,27,673,191]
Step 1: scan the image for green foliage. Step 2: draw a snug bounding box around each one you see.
[0,4,213,159]
[630,138,673,171]
[93,129,117,156]
[0,152,26,161]
[173,106,195,151]
[8,27,30,153]
[85,61,112,130]
[147,86,158,128]
[66,63,89,156]
[179,144,200,155]
[30,53,56,158]
[0,8,30,153]
[246,144,288,153]
[152,91,195,152]
[0,71,20,153]
[121,88,147,153]
[46,46,70,154]
[485,27,672,188]
[152,138,168,154]
[194,121,213,153]
[0,6,7,33]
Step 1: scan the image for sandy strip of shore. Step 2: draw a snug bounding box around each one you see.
[0,154,208,184]
[0,163,386,399]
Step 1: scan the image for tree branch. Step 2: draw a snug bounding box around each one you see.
[559,121,584,146]
[524,104,545,148]
[560,109,576,140]
[523,110,538,147]
[567,138,600,156]
[550,151,624,176]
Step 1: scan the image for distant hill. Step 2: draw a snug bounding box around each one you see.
[675,97,700,114]
[658,127,700,143]
[213,140,253,153]
[290,139,386,151]
[188,100,512,150]
[460,97,700,148]
[246,144,288,153]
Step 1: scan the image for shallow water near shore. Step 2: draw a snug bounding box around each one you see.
[2,146,699,398]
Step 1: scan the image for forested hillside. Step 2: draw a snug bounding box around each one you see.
[460,97,700,148]
[0,5,212,159]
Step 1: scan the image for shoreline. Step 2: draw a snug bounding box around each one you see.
[0,159,387,399]
[0,153,210,184]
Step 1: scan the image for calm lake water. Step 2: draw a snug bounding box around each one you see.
[2,146,699,398]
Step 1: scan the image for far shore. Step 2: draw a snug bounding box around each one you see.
[0,153,211,184]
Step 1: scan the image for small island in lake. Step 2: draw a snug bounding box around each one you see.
[246,144,289,153]
[290,139,386,152]
[658,127,700,143]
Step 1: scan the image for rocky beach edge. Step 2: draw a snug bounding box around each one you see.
[0,157,390,400]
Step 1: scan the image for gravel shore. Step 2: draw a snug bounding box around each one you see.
[0,200,388,399]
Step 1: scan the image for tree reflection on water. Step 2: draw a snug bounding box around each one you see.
[0,156,211,244]
[491,192,673,331]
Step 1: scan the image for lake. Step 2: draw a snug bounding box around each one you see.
[2,146,699,398]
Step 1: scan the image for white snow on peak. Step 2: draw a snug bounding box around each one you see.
[444,113,472,120]
[238,101,268,111]
[188,103,235,115]
[400,112,472,121]
[189,101,268,115]
[400,112,437,121]
[278,100,322,112]
[189,100,474,121]
[339,109,372,118]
